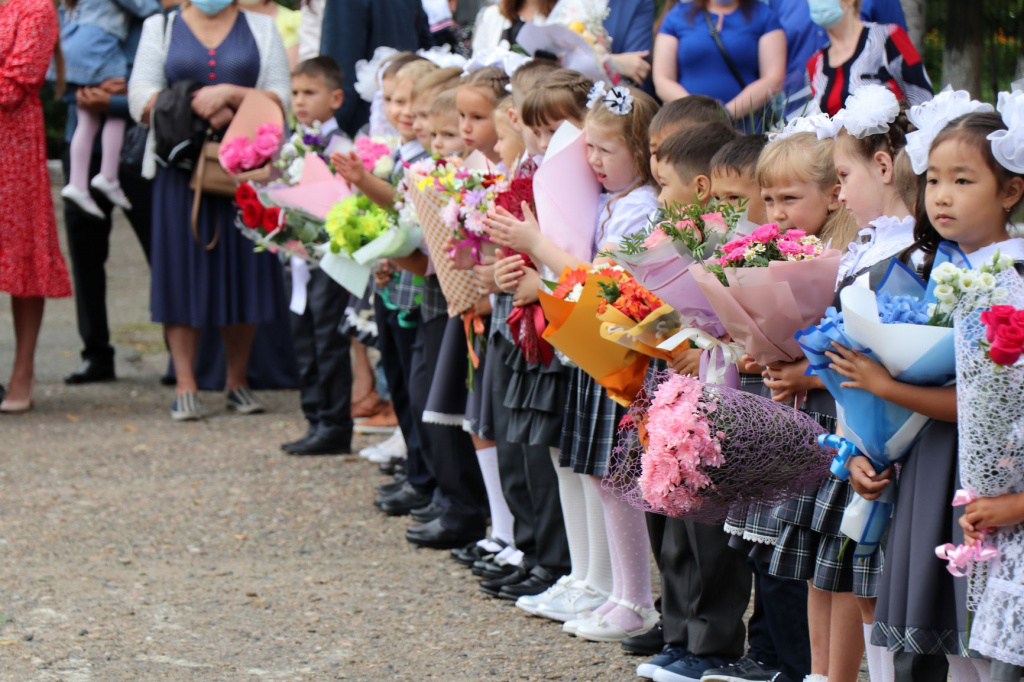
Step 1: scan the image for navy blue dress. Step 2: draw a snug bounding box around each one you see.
[153,14,297,389]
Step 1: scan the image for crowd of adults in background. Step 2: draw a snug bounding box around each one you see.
[0,0,921,415]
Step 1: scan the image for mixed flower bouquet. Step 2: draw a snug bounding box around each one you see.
[324,194,391,256]
[796,243,969,557]
[690,224,841,367]
[604,369,832,521]
[275,122,334,183]
[233,181,327,263]
[539,265,652,405]
[355,135,397,179]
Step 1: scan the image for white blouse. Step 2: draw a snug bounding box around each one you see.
[593,185,660,257]
[129,11,291,179]
[836,215,917,285]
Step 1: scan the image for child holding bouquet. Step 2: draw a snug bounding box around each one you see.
[486,83,662,643]
[843,104,1024,682]
[280,56,356,456]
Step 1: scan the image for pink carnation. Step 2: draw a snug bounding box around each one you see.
[700,212,728,235]
[750,223,780,243]
[251,132,279,160]
[644,228,670,248]
[239,145,260,171]
[256,123,282,141]
[442,198,460,229]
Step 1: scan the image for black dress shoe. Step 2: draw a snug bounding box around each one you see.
[64,360,116,385]
[476,559,520,580]
[378,483,433,516]
[379,457,405,476]
[410,502,444,523]
[281,423,319,453]
[499,566,561,600]
[480,563,531,597]
[376,474,407,496]
[285,429,352,456]
[451,538,507,567]
[405,518,480,549]
[620,621,663,655]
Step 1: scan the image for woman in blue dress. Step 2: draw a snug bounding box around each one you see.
[129,0,292,420]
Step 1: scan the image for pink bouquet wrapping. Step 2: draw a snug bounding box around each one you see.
[604,369,832,521]
[691,224,841,367]
[533,122,602,264]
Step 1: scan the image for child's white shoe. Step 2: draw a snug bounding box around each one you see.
[60,184,105,219]
[90,174,132,211]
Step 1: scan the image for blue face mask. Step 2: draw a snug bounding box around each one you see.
[191,0,233,16]
[808,0,845,29]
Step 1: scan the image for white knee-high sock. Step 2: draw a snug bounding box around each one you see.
[550,448,589,582]
[580,472,612,595]
[972,659,993,682]
[863,623,892,682]
[948,656,982,682]
[475,447,514,545]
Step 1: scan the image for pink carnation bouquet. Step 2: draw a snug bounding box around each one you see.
[604,369,832,521]
[354,135,396,179]
[690,224,841,367]
[220,123,283,174]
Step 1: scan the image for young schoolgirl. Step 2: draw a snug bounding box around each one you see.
[411,66,462,153]
[486,83,662,642]
[457,66,505,164]
[749,130,859,682]
[845,105,1024,682]
[59,0,138,218]
[493,96,525,171]
[429,90,466,158]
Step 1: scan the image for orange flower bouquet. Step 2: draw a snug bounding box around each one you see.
[595,271,679,361]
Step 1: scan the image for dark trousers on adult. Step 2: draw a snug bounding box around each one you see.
[62,152,153,366]
[746,551,811,681]
[893,654,948,682]
[283,268,353,440]
[489,335,570,573]
[409,313,487,536]
[661,519,751,658]
[374,295,433,492]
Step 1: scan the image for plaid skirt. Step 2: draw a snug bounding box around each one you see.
[558,367,625,476]
[767,389,881,596]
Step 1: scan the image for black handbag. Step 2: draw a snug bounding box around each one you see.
[119,123,149,174]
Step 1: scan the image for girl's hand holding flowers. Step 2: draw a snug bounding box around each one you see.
[484,203,541,254]
[762,358,819,403]
[960,493,1024,544]
[474,261,499,296]
[825,342,894,396]
[846,456,893,501]
[331,150,366,186]
[494,249,526,292]
[513,267,540,307]
[670,347,702,378]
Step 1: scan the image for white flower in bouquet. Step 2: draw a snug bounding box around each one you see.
[286,157,305,184]
[397,199,419,231]
[932,261,960,284]
[933,283,958,304]
[566,282,584,303]
[958,271,979,291]
[373,154,395,179]
[976,272,998,291]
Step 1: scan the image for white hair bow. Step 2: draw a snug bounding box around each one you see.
[838,84,901,139]
[989,81,1024,174]
[587,81,632,116]
[462,46,531,79]
[905,86,994,175]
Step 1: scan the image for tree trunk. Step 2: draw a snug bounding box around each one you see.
[942,0,983,94]
[901,0,926,54]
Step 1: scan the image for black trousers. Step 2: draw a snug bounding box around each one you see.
[283,268,353,437]
[410,314,487,536]
[62,152,153,365]
[893,653,949,682]
[661,519,751,659]
[489,335,570,573]
[374,296,432,491]
[747,551,811,681]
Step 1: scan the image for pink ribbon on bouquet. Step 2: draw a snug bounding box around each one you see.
[934,489,999,577]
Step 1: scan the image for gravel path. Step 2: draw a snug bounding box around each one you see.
[0,182,643,680]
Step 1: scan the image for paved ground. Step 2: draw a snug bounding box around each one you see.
[0,178,649,680]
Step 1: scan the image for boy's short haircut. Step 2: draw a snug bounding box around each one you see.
[650,95,731,136]
[657,122,738,182]
[291,55,344,92]
[414,66,463,99]
[429,89,459,118]
[710,134,769,177]
[509,58,561,105]
[382,52,423,80]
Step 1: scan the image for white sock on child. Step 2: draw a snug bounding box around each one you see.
[580,472,612,595]
[475,447,515,546]
[550,448,590,582]
[863,623,894,682]
[948,656,982,682]
[594,479,654,632]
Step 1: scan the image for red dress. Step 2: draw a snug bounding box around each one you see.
[0,0,71,298]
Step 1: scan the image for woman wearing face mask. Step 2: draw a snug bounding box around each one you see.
[237,0,299,69]
[651,0,786,132]
[129,0,292,421]
[806,0,932,116]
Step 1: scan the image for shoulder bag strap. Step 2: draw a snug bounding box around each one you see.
[703,10,747,90]
[190,131,221,252]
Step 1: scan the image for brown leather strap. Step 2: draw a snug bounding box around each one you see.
[190,135,220,251]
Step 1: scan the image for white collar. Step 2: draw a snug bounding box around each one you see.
[838,215,916,284]
[300,118,339,139]
[965,236,1024,268]
[398,139,425,162]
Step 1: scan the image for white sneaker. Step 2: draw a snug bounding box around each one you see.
[61,184,105,219]
[365,430,407,463]
[90,174,132,210]
[536,582,608,622]
[516,576,574,616]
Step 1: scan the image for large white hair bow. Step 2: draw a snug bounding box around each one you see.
[587,81,633,115]
[417,45,468,70]
[462,46,531,78]
[905,86,994,175]
[769,112,843,141]
[354,46,399,103]
[838,84,900,139]
[990,81,1024,174]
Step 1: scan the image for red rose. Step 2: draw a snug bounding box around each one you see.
[1011,309,1024,331]
[261,206,282,232]
[982,304,1016,342]
[989,341,1022,366]
[235,182,258,207]
[241,202,264,228]
[990,324,1024,365]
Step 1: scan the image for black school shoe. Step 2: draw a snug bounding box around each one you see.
[700,656,788,682]
[479,563,531,597]
[498,566,561,600]
[451,538,508,567]
[405,518,481,549]
[621,621,664,656]
[410,502,444,523]
[281,423,320,453]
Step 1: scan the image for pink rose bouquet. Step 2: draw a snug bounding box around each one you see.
[220,123,283,174]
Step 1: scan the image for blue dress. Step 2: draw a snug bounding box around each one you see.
[152,14,297,389]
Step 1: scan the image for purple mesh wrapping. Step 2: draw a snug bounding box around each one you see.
[603,369,833,523]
